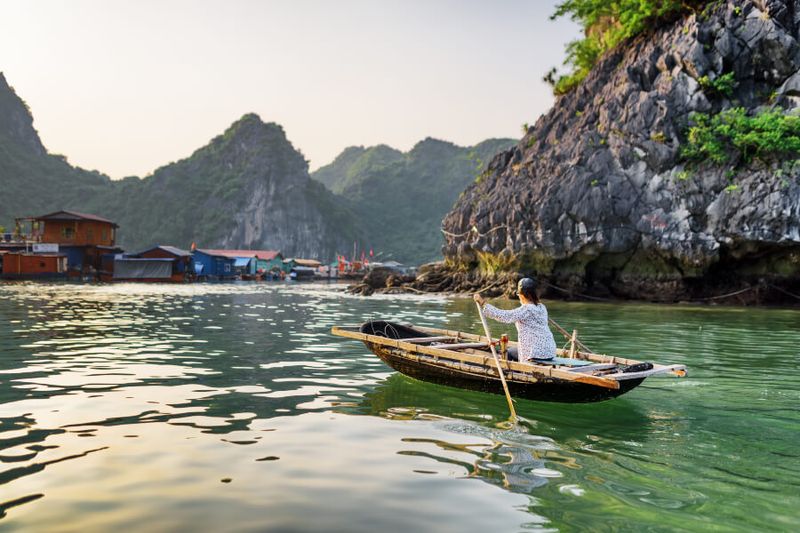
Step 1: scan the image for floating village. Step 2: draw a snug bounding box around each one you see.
[0,210,401,283]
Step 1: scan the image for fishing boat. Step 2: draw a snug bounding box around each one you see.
[332,321,687,403]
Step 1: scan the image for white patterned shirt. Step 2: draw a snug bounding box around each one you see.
[482,303,557,361]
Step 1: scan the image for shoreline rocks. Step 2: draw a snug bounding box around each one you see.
[350,261,800,306]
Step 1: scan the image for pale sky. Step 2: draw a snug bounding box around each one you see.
[0,0,580,178]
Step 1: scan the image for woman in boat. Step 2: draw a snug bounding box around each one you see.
[473,277,557,362]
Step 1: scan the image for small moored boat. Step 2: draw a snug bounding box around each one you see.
[332,321,687,403]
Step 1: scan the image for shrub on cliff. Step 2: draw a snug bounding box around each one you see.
[548,0,700,95]
[682,107,800,165]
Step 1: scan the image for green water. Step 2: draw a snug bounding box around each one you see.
[0,282,797,532]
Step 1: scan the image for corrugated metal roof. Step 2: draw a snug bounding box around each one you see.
[138,245,192,257]
[198,249,282,260]
[35,210,119,227]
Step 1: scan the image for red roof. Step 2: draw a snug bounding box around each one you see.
[35,210,118,227]
[198,249,282,260]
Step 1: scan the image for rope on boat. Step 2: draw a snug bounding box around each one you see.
[544,282,616,302]
[441,224,508,239]
[767,283,800,301]
[363,318,398,339]
[441,223,647,240]
[544,281,800,304]
[692,286,754,301]
[399,285,429,294]
[476,278,506,295]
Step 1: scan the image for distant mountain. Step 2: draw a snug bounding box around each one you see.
[0,73,360,259]
[313,145,403,194]
[88,114,362,258]
[0,71,514,264]
[312,137,516,264]
[0,73,113,231]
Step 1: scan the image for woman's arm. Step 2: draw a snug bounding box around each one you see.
[482,303,526,324]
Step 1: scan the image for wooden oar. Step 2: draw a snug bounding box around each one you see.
[476,302,517,420]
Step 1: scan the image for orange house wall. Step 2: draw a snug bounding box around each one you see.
[40,220,116,246]
[2,253,65,275]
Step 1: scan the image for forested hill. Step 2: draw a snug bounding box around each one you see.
[0,73,114,230]
[312,137,516,264]
[0,73,361,259]
[312,145,404,194]
[1,70,516,264]
[87,115,363,259]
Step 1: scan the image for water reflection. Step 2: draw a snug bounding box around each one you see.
[0,282,798,531]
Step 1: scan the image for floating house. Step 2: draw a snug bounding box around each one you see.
[193,249,282,279]
[137,246,194,280]
[108,246,194,282]
[283,258,322,280]
[284,258,322,271]
[1,210,121,279]
[192,249,238,280]
[0,250,68,279]
[253,251,284,276]
[288,265,316,280]
[112,257,174,282]
[30,210,121,275]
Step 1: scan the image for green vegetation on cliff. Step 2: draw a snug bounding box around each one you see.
[312,137,516,265]
[547,0,699,95]
[0,73,113,225]
[312,145,403,194]
[683,108,800,165]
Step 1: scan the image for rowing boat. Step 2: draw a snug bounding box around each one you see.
[331,320,687,403]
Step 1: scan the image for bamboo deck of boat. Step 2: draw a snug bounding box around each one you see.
[331,322,686,403]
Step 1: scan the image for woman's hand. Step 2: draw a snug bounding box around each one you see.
[473,293,485,306]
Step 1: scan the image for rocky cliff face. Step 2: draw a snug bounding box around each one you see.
[0,73,46,157]
[440,0,800,303]
[101,114,361,259]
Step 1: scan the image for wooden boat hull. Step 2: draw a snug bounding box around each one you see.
[331,321,686,404]
[366,341,644,403]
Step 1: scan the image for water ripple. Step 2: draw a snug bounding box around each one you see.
[0,282,797,531]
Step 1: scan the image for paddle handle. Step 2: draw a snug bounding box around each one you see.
[476,302,517,420]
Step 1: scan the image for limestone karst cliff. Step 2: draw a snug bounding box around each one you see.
[438,0,800,303]
[96,114,362,260]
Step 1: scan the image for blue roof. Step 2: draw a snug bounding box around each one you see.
[233,257,252,267]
